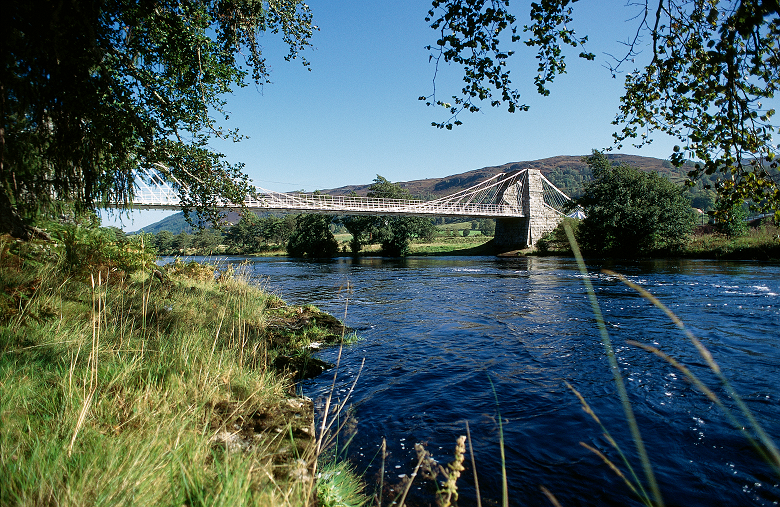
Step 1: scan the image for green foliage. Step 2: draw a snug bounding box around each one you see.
[0,247,323,505]
[575,152,696,256]
[425,2,780,218]
[2,0,314,234]
[225,213,262,253]
[192,228,223,255]
[286,215,338,258]
[225,214,297,253]
[154,230,175,255]
[612,1,780,219]
[688,188,718,212]
[716,200,749,238]
[173,231,193,253]
[316,456,369,507]
[421,0,592,128]
[262,215,298,246]
[338,176,436,256]
[47,216,157,274]
[684,218,780,259]
[479,218,496,237]
[420,0,594,129]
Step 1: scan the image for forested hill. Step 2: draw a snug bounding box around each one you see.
[325,154,681,200]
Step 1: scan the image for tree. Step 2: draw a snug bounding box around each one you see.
[2,0,314,238]
[226,213,262,253]
[263,215,297,245]
[172,231,193,254]
[286,214,338,258]
[339,176,436,256]
[339,213,376,254]
[689,189,718,212]
[575,152,695,255]
[422,1,780,218]
[192,228,223,254]
[479,218,496,237]
[154,230,175,255]
[715,199,749,237]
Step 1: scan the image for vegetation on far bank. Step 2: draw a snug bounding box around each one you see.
[534,153,780,260]
[537,217,780,260]
[0,220,367,507]
[142,157,779,261]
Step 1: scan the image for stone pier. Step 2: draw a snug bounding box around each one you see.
[492,169,563,250]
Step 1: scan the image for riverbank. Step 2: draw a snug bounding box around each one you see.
[531,219,780,260]
[192,220,780,260]
[243,235,495,258]
[0,233,365,506]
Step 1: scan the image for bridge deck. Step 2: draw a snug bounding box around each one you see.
[125,194,527,217]
[118,168,571,219]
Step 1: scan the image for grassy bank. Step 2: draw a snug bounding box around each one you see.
[407,235,492,255]
[534,218,780,260]
[0,229,365,506]
[680,221,780,260]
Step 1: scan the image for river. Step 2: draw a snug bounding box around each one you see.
[229,255,779,506]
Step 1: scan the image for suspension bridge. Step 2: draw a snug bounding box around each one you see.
[126,169,571,247]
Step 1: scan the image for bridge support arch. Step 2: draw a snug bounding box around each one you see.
[492,169,564,250]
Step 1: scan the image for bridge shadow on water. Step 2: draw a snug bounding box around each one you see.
[411,239,529,257]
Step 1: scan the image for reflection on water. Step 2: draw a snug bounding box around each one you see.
[187,255,780,506]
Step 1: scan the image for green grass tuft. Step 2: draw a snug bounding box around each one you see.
[0,230,354,506]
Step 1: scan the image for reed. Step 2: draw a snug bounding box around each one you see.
[564,222,663,506]
[562,222,780,507]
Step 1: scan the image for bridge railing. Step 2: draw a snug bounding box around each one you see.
[246,191,518,217]
[123,168,572,219]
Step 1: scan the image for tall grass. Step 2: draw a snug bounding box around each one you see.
[683,220,780,259]
[560,222,780,506]
[0,232,349,506]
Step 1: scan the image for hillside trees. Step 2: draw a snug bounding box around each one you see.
[1,0,314,238]
[339,176,436,256]
[576,152,696,255]
[423,1,780,218]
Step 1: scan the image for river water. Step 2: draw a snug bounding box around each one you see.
[229,255,778,506]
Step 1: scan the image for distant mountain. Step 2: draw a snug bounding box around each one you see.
[135,154,678,233]
[134,212,194,235]
[323,154,679,200]
[133,210,247,235]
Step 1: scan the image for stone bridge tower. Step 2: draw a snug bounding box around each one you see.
[493,169,563,249]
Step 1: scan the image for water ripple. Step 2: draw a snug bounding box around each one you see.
[226,255,780,506]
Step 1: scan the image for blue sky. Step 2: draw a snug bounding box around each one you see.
[109,1,680,231]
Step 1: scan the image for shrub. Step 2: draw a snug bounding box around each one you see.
[715,200,749,237]
[535,218,579,254]
[576,152,695,256]
[287,214,339,258]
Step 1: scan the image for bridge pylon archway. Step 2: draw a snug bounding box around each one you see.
[492,169,565,249]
